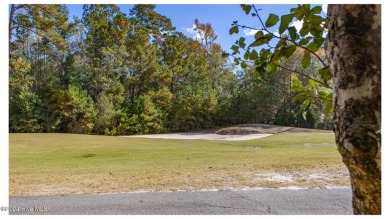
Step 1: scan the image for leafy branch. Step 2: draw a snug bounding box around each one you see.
[251,5,327,67]
[224,4,333,113]
[231,54,329,88]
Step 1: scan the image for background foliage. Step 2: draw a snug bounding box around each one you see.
[9,4,332,135]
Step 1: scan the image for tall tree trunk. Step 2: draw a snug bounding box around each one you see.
[327,5,381,214]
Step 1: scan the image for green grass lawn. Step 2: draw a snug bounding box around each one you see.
[9,132,349,195]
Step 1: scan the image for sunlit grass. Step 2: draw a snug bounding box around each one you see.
[9,132,349,195]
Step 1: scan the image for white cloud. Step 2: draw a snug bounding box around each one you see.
[291,20,303,32]
[183,24,200,40]
[182,24,215,42]
[290,18,327,38]
[184,24,196,35]
[322,4,328,14]
[243,29,258,36]
[243,28,266,36]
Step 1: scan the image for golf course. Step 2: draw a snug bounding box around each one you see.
[7,3,381,214]
[9,130,350,196]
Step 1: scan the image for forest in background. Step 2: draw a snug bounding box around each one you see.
[9,4,332,135]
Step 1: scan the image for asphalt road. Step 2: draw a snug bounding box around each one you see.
[9,188,352,215]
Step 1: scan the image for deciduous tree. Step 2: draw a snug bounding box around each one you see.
[327,5,381,214]
[227,4,381,214]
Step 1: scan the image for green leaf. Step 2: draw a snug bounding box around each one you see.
[292,77,303,92]
[251,39,265,47]
[271,49,281,62]
[279,14,293,34]
[292,6,304,20]
[309,15,324,25]
[301,98,312,111]
[240,61,247,69]
[287,26,298,41]
[311,6,322,14]
[299,22,310,36]
[254,59,262,66]
[266,63,277,75]
[326,92,333,100]
[229,26,239,35]
[276,39,287,48]
[299,37,312,46]
[290,8,297,13]
[234,58,239,65]
[256,65,266,79]
[221,52,229,58]
[308,79,317,88]
[264,34,273,42]
[319,66,332,81]
[307,42,321,52]
[241,4,252,15]
[302,111,307,120]
[302,4,311,14]
[313,37,325,48]
[251,34,273,47]
[239,41,246,49]
[260,49,270,61]
[302,50,311,69]
[325,100,333,113]
[281,45,296,58]
[270,66,278,75]
[265,14,279,28]
[294,93,308,101]
[300,29,310,37]
[243,51,249,60]
[249,50,258,60]
[231,45,239,53]
[251,40,265,47]
[255,30,264,40]
[318,90,329,99]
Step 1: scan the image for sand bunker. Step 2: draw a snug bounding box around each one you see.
[121,133,273,141]
[217,124,296,135]
[121,124,330,141]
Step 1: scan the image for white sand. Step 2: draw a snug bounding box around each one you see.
[120,133,273,141]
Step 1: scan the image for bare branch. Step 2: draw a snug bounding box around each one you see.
[273,63,330,88]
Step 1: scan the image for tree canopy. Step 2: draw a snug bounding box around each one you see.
[9,4,332,135]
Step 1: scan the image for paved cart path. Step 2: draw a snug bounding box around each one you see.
[9,188,352,215]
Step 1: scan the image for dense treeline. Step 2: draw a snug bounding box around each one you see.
[9,4,331,135]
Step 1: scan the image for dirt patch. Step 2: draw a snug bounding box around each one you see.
[250,169,350,189]
[11,167,350,196]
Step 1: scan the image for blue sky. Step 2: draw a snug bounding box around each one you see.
[67,4,326,52]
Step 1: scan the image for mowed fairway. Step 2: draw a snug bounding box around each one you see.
[9,132,350,196]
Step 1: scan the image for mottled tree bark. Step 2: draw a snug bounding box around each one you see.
[327,5,381,214]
